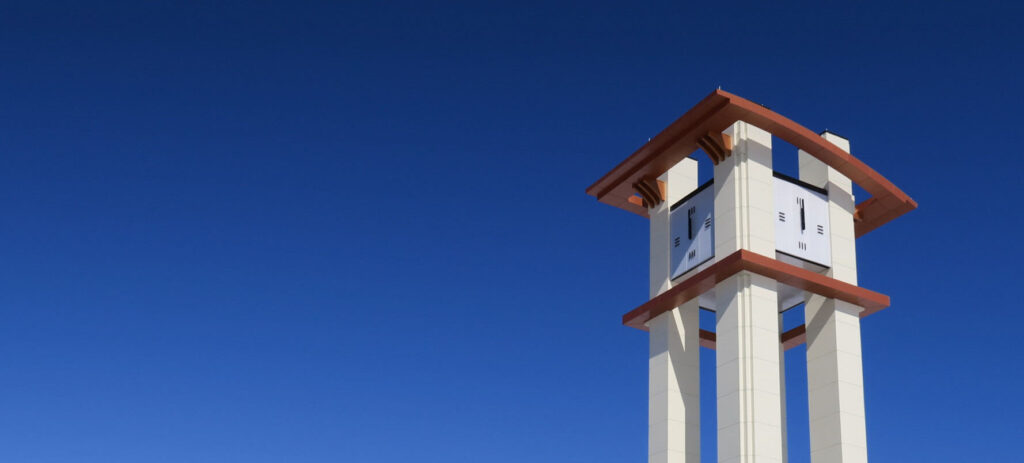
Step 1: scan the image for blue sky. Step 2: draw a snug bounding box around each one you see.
[0,1,1020,462]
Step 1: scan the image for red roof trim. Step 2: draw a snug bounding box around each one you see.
[586,89,916,237]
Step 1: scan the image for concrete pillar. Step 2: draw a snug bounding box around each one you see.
[713,122,785,463]
[649,299,702,463]
[799,133,868,463]
[649,158,700,463]
[650,159,700,297]
[713,122,776,259]
[779,314,788,463]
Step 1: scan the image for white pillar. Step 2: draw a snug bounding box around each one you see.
[649,299,701,463]
[649,159,700,463]
[713,122,776,260]
[650,159,700,297]
[799,133,868,463]
[779,314,788,463]
[714,122,785,463]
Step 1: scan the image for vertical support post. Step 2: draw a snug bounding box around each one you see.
[713,122,785,463]
[649,159,700,463]
[779,314,788,463]
[799,132,869,463]
[649,300,702,463]
[650,159,699,297]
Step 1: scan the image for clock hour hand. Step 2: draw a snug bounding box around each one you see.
[687,207,695,240]
[798,197,806,232]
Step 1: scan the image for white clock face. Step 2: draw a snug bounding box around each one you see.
[669,182,715,279]
[667,175,832,283]
[773,175,831,268]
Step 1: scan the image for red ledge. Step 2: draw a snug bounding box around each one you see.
[623,250,890,331]
[586,89,917,237]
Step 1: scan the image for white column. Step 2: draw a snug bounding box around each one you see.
[714,122,785,463]
[714,122,776,259]
[649,299,701,463]
[798,133,857,284]
[649,159,700,463]
[779,314,788,463]
[799,133,868,463]
[715,273,784,463]
[650,159,700,296]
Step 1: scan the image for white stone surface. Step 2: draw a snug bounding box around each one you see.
[715,122,775,258]
[804,299,867,463]
[648,158,700,463]
[651,158,700,298]
[712,121,785,463]
[648,300,701,463]
[779,314,788,463]
[800,133,868,463]
[715,272,784,463]
[798,132,857,284]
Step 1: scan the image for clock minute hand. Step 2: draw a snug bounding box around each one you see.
[799,197,806,232]
[687,207,695,240]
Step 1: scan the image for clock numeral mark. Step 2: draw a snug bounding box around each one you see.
[778,211,786,222]
[798,241,807,251]
[688,249,697,259]
[817,225,824,235]
[674,237,681,247]
[704,218,712,229]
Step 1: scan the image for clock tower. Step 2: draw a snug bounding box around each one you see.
[586,90,916,463]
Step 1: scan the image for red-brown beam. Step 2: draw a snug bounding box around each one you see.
[622,250,890,331]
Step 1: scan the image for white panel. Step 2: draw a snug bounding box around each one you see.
[670,181,715,279]
[773,176,831,268]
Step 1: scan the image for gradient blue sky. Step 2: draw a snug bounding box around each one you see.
[0,1,1020,462]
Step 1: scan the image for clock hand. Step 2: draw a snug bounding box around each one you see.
[687,207,695,240]
[799,197,806,233]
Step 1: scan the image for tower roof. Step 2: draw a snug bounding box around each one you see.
[585,89,917,237]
